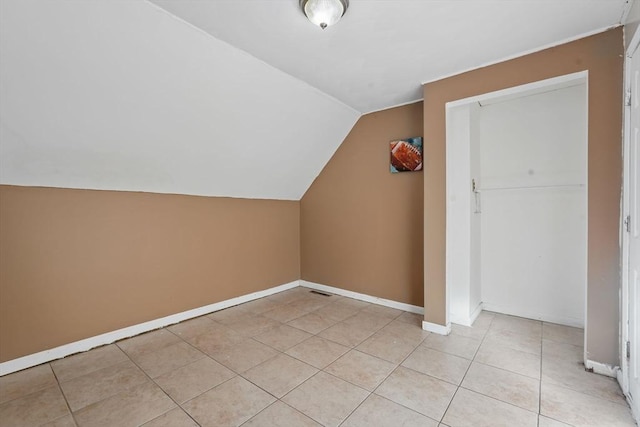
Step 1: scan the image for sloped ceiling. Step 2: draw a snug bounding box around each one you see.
[0,0,631,200]
[150,0,629,113]
[0,0,359,200]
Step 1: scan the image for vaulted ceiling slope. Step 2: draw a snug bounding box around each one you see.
[0,1,630,201]
[150,0,630,114]
[0,0,359,200]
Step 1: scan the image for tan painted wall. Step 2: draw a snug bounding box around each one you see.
[0,185,300,362]
[301,102,424,306]
[423,28,623,364]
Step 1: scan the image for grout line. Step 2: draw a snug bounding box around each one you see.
[442,312,494,420]
[116,331,203,426]
[49,365,80,427]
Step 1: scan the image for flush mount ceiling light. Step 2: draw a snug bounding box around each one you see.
[300,0,349,29]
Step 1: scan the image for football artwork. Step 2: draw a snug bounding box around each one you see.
[390,137,423,173]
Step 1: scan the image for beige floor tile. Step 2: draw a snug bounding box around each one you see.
[375,366,457,420]
[542,339,583,362]
[450,323,489,341]
[243,354,318,398]
[490,314,542,340]
[342,393,439,427]
[51,345,128,382]
[461,362,539,412]
[267,289,308,305]
[209,338,279,373]
[0,363,57,404]
[325,350,395,391]
[318,320,376,347]
[142,408,198,427]
[442,388,538,427]
[237,297,282,315]
[155,356,235,403]
[135,342,205,378]
[187,325,245,354]
[73,382,175,427]
[285,336,350,369]
[395,312,424,326]
[543,323,584,347]
[540,382,635,427]
[253,324,312,351]
[183,376,275,427]
[345,311,393,332]
[484,328,541,355]
[294,297,333,314]
[41,414,77,427]
[472,311,496,329]
[59,360,149,411]
[4,291,635,427]
[226,315,282,337]
[331,298,370,311]
[402,346,471,385]
[167,316,220,341]
[117,329,181,360]
[538,415,573,427]
[360,305,404,319]
[541,357,626,404]
[287,311,338,334]
[0,386,69,427]
[243,401,321,426]
[423,333,481,360]
[283,371,369,427]
[262,303,311,323]
[356,330,417,364]
[312,301,359,323]
[207,305,253,325]
[379,320,430,346]
[474,341,541,379]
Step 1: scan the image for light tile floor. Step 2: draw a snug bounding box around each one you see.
[0,287,636,427]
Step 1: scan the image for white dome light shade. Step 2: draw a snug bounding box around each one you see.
[301,0,349,29]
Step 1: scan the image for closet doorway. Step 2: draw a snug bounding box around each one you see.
[445,72,588,333]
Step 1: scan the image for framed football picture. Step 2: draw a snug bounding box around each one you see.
[390,137,422,173]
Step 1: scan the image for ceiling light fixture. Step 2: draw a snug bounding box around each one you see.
[300,0,349,29]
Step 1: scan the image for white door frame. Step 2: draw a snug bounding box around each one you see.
[620,24,640,422]
[444,71,589,330]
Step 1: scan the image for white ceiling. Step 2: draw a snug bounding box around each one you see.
[150,0,629,114]
[0,0,359,200]
[0,0,631,201]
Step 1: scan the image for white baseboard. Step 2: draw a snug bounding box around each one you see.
[422,320,451,335]
[0,280,299,376]
[299,280,424,315]
[585,359,619,378]
[482,302,584,329]
[450,302,484,327]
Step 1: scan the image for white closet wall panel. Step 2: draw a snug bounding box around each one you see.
[477,84,587,327]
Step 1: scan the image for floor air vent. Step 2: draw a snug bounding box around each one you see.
[309,290,332,297]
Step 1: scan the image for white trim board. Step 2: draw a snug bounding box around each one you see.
[299,280,424,315]
[0,280,299,376]
[422,321,452,335]
[299,281,457,336]
[585,359,619,378]
[445,71,588,109]
[450,302,483,327]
